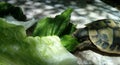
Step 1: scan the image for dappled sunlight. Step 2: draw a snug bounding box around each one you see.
[1,0,120,26]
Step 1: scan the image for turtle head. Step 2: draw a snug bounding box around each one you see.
[73,27,88,42]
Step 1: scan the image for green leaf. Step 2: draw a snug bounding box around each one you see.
[33,8,73,37]
[33,8,79,52]
[33,17,54,36]
[0,18,78,65]
[61,35,79,52]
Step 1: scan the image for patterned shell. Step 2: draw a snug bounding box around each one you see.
[87,19,120,54]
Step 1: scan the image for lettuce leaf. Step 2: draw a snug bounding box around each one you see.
[33,8,78,52]
[0,18,78,65]
[33,8,74,37]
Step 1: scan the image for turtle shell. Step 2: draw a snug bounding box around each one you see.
[88,19,120,54]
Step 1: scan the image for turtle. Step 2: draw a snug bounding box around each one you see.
[73,19,120,56]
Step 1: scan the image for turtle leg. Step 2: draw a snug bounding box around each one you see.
[75,40,92,51]
[74,40,107,55]
[74,40,120,56]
